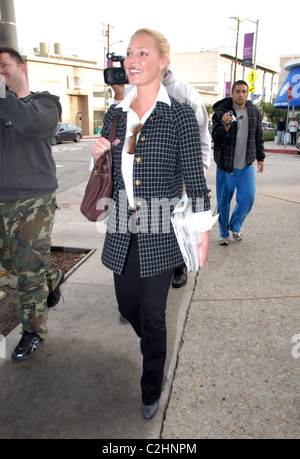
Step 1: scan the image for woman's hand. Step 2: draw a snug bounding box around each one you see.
[91,138,120,162]
[199,231,210,268]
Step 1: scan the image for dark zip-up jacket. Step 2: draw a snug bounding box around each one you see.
[0,90,62,202]
[212,97,265,174]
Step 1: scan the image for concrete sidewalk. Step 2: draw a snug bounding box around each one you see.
[0,180,200,439]
[0,153,299,439]
[264,140,298,155]
[162,156,300,439]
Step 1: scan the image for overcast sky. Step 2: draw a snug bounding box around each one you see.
[14,0,298,69]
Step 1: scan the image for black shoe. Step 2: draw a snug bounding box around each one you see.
[11,331,43,361]
[119,313,129,323]
[47,270,64,308]
[172,265,187,288]
[141,400,159,420]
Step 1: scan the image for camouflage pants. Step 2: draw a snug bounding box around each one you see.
[0,192,61,339]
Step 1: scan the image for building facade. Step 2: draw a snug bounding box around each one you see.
[170,51,278,106]
[22,45,279,135]
[24,44,106,135]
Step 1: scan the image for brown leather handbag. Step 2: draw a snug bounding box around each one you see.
[80,116,119,221]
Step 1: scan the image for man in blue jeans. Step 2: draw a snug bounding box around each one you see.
[212,81,265,245]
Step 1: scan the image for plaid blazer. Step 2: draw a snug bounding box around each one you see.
[212,97,265,174]
[101,97,210,277]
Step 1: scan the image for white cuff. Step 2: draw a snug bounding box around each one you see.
[89,157,94,172]
[192,210,219,232]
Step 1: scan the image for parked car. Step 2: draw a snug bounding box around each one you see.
[52,123,83,145]
[262,121,275,132]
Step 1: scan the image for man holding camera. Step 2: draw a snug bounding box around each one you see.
[212,80,264,245]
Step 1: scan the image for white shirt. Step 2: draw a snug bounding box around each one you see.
[117,84,171,208]
[288,120,299,132]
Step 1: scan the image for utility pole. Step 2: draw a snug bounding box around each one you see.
[102,23,113,63]
[230,17,243,85]
[233,19,240,83]
[102,23,113,114]
[107,23,110,55]
[230,16,259,101]
[250,19,259,102]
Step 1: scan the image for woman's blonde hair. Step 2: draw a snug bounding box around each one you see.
[131,28,170,65]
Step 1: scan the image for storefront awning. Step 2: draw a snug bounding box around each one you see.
[274,62,300,108]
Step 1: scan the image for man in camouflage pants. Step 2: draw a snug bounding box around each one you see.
[0,47,63,360]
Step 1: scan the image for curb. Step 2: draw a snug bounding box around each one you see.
[265,149,298,155]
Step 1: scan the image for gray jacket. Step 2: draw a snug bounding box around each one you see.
[0,90,62,202]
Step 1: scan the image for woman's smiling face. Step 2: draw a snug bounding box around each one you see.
[125,33,168,87]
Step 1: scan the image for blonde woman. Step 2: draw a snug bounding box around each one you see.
[92,29,214,420]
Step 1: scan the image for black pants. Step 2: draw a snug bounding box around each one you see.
[291,132,297,145]
[114,235,173,405]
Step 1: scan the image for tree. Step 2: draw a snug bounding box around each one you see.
[259,101,286,125]
[205,104,213,116]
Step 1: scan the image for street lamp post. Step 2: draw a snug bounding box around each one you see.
[230,16,259,100]
[230,17,242,83]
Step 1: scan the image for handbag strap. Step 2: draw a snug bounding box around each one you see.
[108,115,119,155]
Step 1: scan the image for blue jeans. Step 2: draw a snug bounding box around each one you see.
[277,131,285,144]
[216,165,256,238]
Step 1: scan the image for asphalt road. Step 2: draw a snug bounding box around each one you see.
[52,139,95,193]
[53,140,300,205]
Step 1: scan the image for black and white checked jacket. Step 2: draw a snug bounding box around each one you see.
[101,97,210,278]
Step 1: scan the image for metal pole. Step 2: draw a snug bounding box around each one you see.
[253,19,259,71]
[251,19,259,102]
[107,24,110,56]
[0,0,18,49]
[233,20,240,83]
[285,100,290,149]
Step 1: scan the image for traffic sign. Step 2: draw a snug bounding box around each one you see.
[249,85,256,93]
[247,69,258,86]
[288,85,293,101]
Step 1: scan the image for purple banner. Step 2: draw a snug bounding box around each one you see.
[243,33,254,59]
[225,82,231,97]
[243,33,254,66]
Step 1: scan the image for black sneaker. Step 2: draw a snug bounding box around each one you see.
[47,270,64,308]
[172,264,187,288]
[11,331,43,361]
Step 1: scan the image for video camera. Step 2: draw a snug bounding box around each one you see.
[104,52,129,85]
[227,111,237,125]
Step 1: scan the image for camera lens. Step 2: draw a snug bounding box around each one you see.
[112,69,126,83]
[104,67,129,85]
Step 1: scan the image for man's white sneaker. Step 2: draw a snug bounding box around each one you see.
[232,231,243,241]
[219,238,230,246]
